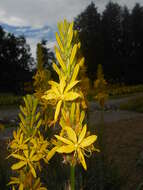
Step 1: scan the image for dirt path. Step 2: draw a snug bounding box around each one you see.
[104,116,143,190]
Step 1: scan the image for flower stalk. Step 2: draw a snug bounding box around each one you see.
[70,165,75,190]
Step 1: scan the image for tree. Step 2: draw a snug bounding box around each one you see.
[101,2,122,81]
[129,3,143,83]
[74,2,103,81]
[0,27,34,93]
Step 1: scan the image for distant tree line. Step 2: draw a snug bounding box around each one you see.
[74,2,143,84]
[0,27,55,94]
[0,26,34,93]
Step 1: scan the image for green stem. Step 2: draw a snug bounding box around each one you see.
[70,165,75,190]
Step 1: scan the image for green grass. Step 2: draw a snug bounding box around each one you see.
[0,93,22,105]
[120,96,143,113]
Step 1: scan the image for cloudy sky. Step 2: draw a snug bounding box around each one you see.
[0,0,143,58]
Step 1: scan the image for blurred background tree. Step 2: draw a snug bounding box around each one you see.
[74,2,143,84]
[0,27,34,94]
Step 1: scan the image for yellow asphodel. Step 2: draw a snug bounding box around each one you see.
[55,125,98,170]
[11,149,41,178]
[42,77,81,122]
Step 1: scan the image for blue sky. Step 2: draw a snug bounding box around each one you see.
[0,0,143,58]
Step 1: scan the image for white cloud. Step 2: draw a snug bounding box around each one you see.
[1,0,143,59]
[0,0,143,27]
[0,8,27,26]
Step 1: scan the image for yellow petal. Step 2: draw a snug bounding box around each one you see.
[19,183,24,190]
[78,124,87,144]
[42,91,57,100]
[80,135,97,148]
[56,145,75,153]
[11,154,26,161]
[30,149,35,159]
[64,127,77,143]
[55,135,73,145]
[29,162,37,178]
[31,155,41,162]
[46,147,58,161]
[54,100,62,122]
[48,80,59,88]
[69,44,78,65]
[77,149,87,170]
[11,161,26,170]
[65,80,79,93]
[23,150,28,158]
[64,92,81,101]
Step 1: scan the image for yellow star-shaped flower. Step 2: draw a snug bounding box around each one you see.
[55,125,98,170]
[11,149,41,178]
[42,77,81,122]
